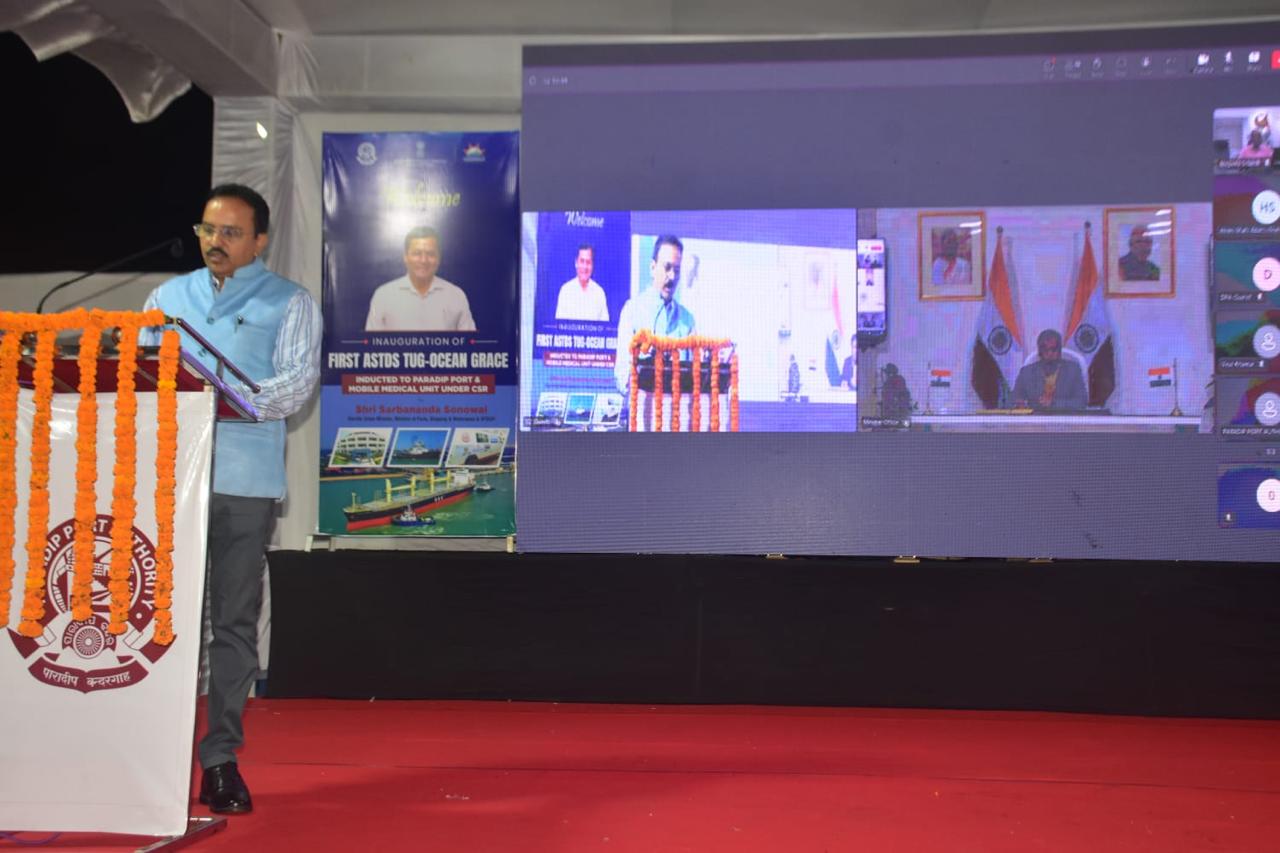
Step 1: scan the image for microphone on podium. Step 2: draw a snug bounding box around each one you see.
[35,237,185,314]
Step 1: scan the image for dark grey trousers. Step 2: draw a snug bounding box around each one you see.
[198,493,275,769]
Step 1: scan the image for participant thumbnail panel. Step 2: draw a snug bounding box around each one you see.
[1216,376,1280,439]
[1214,240,1280,306]
[1214,307,1280,372]
[1214,171,1280,240]
[1212,105,1280,172]
[1218,463,1280,528]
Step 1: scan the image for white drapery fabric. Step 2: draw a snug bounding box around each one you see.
[3,1,191,122]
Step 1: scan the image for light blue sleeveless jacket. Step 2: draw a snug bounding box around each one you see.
[149,260,302,498]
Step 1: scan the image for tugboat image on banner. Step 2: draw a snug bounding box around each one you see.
[343,469,474,531]
[404,438,433,457]
[390,506,435,527]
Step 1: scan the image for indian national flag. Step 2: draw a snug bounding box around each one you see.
[971,228,1024,408]
[1148,366,1173,388]
[930,368,952,388]
[1063,225,1115,406]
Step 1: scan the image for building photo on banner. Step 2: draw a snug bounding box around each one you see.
[319,132,519,538]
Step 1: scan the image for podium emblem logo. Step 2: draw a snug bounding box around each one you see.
[6,515,173,693]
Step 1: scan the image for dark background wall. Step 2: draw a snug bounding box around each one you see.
[269,552,1280,719]
[0,33,211,274]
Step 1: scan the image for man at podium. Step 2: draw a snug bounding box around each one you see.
[142,184,322,815]
[613,235,695,394]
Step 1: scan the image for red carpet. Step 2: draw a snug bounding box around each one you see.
[7,700,1280,851]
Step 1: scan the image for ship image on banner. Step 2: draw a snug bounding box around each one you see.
[318,131,519,536]
[342,469,476,531]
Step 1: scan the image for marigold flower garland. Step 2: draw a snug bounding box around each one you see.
[107,324,140,634]
[709,343,722,433]
[0,309,175,642]
[626,331,737,433]
[669,353,681,433]
[70,322,102,622]
[652,344,664,432]
[152,329,181,645]
[690,345,702,433]
[18,328,57,637]
[0,330,22,623]
[729,354,740,432]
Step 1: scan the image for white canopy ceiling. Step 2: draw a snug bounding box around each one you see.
[6,0,1280,118]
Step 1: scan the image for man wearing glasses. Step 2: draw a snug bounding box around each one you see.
[142,184,322,815]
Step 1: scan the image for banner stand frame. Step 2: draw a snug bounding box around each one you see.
[135,816,228,852]
[303,532,515,552]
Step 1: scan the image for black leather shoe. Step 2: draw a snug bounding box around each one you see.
[199,762,253,814]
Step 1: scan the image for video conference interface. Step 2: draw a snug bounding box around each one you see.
[518,23,1280,556]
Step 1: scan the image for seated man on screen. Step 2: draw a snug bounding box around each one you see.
[1118,225,1159,282]
[614,235,696,393]
[931,228,971,286]
[555,243,609,321]
[365,226,475,331]
[1012,329,1087,411]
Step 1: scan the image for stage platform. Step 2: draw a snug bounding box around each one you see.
[266,552,1280,719]
[10,699,1280,851]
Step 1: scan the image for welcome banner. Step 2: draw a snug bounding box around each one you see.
[319,132,519,538]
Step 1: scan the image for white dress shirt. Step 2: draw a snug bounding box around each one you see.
[365,275,476,332]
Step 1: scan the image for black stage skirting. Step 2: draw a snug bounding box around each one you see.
[268,552,1280,719]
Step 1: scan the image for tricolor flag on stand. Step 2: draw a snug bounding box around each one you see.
[971,227,1024,408]
[927,366,953,413]
[1148,365,1173,388]
[1063,222,1115,407]
[824,275,851,386]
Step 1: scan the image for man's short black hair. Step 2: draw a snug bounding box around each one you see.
[1037,328,1063,349]
[652,235,683,261]
[577,242,595,257]
[207,184,270,235]
[405,225,441,251]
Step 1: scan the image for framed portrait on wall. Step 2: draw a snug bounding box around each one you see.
[1104,206,1176,298]
[918,210,986,301]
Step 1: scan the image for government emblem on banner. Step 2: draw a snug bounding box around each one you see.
[7,514,173,693]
